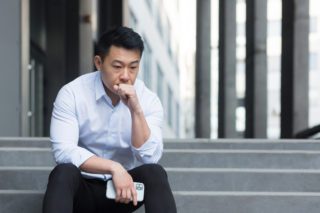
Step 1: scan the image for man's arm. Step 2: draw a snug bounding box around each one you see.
[51,85,138,205]
[114,84,151,148]
[114,83,163,163]
[79,156,138,206]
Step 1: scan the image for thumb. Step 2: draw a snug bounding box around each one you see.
[113,84,119,91]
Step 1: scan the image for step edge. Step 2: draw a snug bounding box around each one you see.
[173,191,320,196]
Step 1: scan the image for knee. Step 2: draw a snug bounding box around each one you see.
[49,163,81,184]
[141,164,168,183]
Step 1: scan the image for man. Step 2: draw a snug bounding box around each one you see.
[43,26,177,213]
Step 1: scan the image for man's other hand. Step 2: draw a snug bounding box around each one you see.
[111,162,138,206]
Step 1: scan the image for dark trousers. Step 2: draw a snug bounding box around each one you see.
[42,163,177,213]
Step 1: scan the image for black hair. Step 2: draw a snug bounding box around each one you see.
[96,26,144,60]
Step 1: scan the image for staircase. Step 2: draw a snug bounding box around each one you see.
[1,137,320,213]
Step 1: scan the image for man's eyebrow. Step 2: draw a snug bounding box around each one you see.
[130,60,140,65]
[111,60,124,64]
[111,60,139,65]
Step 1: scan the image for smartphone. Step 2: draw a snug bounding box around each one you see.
[106,179,145,202]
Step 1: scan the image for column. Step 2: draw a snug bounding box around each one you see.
[245,0,267,138]
[0,0,29,136]
[281,0,309,138]
[218,0,237,138]
[195,0,211,138]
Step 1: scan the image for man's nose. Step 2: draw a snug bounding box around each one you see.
[120,68,130,82]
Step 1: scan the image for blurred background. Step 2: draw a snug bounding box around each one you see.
[0,0,319,139]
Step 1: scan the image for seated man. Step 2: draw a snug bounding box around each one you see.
[43,26,177,213]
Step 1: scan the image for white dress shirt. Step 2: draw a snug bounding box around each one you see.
[50,71,164,180]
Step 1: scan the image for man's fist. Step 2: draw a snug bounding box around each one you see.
[113,84,142,113]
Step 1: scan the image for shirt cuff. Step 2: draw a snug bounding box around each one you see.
[52,143,95,168]
[130,133,163,164]
[71,147,95,167]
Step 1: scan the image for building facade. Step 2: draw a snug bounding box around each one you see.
[0,0,184,138]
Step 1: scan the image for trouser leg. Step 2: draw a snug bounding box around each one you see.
[42,163,96,213]
[128,164,177,213]
[97,164,177,213]
[43,163,176,213]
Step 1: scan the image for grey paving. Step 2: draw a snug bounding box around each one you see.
[2,167,320,193]
[2,137,320,212]
[160,150,320,169]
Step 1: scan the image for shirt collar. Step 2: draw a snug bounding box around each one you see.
[95,71,141,103]
[95,71,106,101]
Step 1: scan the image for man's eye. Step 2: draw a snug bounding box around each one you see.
[113,65,122,69]
[130,67,137,70]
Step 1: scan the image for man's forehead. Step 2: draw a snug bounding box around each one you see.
[106,46,141,62]
[112,59,140,64]
[109,46,141,55]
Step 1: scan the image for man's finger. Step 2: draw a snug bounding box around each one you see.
[115,188,121,202]
[125,188,131,204]
[132,186,138,206]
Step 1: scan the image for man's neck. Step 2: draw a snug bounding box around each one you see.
[103,84,120,106]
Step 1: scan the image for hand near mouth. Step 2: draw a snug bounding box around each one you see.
[113,84,142,114]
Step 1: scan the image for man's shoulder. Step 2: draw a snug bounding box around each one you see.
[135,79,162,109]
[135,79,156,98]
[57,71,98,101]
[61,71,98,94]
[67,71,98,87]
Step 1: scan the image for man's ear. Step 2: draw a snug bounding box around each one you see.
[94,56,102,70]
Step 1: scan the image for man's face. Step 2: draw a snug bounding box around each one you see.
[95,45,141,96]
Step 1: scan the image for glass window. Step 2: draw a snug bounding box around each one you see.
[157,64,164,102]
[176,101,180,137]
[268,20,281,37]
[156,7,163,38]
[309,52,318,70]
[310,17,317,33]
[237,23,245,37]
[145,0,152,11]
[167,86,173,127]
[143,40,152,88]
[129,10,137,30]
[268,55,281,72]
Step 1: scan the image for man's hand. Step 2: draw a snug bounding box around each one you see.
[111,162,138,206]
[113,84,142,113]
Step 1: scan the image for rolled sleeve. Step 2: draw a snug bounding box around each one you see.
[131,96,164,164]
[50,85,94,167]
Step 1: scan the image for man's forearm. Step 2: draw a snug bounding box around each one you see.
[79,155,123,175]
[131,109,150,148]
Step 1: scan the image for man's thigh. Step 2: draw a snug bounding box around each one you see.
[81,178,144,213]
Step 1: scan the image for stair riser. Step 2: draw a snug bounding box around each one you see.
[3,140,320,150]
[168,171,320,191]
[174,195,320,213]
[2,150,320,169]
[2,193,320,213]
[160,152,320,169]
[164,143,320,150]
[0,141,50,148]
[0,193,43,213]
[1,170,320,193]
[0,151,55,167]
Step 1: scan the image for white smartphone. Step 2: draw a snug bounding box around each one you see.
[106,179,145,202]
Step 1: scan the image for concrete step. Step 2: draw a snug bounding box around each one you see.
[0,190,43,213]
[0,167,51,190]
[2,167,320,193]
[174,191,320,213]
[0,148,55,167]
[164,140,320,150]
[0,137,50,147]
[160,149,320,169]
[2,137,320,150]
[2,148,320,169]
[167,168,320,192]
[2,190,320,213]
